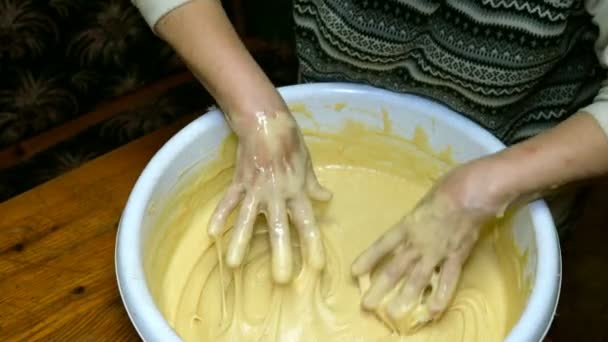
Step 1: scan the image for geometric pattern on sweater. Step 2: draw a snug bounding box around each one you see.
[294,0,604,144]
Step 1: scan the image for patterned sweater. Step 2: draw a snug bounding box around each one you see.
[133,0,608,145]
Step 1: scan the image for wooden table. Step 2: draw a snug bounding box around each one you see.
[2,113,607,341]
[0,116,199,341]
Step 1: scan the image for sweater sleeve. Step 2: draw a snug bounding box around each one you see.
[582,0,608,135]
[131,0,193,29]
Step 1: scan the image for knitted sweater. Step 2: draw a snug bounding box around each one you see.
[133,0,608,144]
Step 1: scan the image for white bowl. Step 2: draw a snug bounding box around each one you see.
[116,83,561,342]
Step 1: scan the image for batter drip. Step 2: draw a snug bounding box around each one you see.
[145,119,528,342]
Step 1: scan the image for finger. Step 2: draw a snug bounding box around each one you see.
[361,249,418,310]
[268,199,293,284]
[208,185,243,237]
[225,193,258,268]
[351,223,408,276]
[289,195,325,270]
[427,257,462,318]
[387,259,436,320]
[306,171,332,202]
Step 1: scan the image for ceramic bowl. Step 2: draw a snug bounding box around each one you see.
[116,83,561,342]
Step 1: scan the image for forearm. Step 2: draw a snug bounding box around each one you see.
[154,0,284,127]
[478,113,608,208]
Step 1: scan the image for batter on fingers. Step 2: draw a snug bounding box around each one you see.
[145,121,528,342]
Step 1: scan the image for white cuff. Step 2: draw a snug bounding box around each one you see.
[132,0,192,29]
[580,79,608,136]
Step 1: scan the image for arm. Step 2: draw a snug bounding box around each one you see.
[452,0,608,214]
[132,0,331,283]
[462,112,608,213]
[352,0,608,331]
[135,0,285,126]
[351,114,608,334]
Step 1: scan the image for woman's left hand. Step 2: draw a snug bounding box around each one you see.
[351,160,509,331]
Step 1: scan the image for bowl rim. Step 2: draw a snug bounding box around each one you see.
[115,82,561,342]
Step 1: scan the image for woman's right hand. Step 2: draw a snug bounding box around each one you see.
[207,106,332,284]
[152,0,331,284]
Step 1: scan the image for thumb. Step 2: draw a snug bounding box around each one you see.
[307,172,332,201]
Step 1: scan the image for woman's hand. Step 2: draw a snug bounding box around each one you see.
[351,161,507,331]
[153,0,333,284]
[351,112,608,332]
[208,109,331,284]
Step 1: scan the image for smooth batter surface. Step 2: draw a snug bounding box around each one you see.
[145,118,528,342]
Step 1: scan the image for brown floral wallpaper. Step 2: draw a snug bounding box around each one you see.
[0,0,297,202]
[0,0,182,147]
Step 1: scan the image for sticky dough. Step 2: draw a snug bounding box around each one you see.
[145,117,528,342]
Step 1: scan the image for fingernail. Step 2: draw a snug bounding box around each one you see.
[309,183,333,202]
[225,248,243,268]
[387,301,409,320]
[361,277,390,310]
[208,225,219,237]
[428,298,446,318]
[273,260,293,284]
[319,188,333,201]
[306,236,326,270]
[351,258,366,276]
[207,217,219,236]
[387,290,417,320]
[362,292,381,310]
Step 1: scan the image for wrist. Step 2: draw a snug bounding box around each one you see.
[218,82,290,131]
[439,155,519,218]
[227,89,287,119]
[226,107,294,138]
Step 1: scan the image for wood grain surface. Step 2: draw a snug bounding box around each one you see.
[1,111,606,341]
[0,114,197,342]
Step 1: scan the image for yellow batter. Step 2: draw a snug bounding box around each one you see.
[145,116,528,342]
